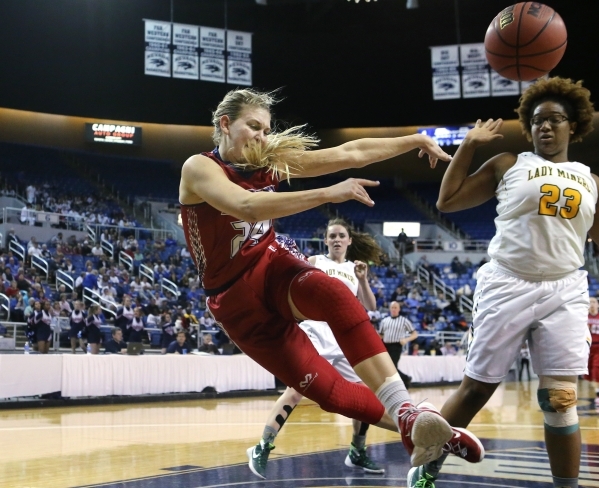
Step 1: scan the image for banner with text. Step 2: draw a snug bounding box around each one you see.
[460,43,490,98]
[431,45,461,100]
[144,20,171,77]
[227,30,252,86]
[173,23,199,80]
[491,71,520,97]
[200,26,226,83]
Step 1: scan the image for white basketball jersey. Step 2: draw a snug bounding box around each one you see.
[312,255,359,296]
[488,152,597,281]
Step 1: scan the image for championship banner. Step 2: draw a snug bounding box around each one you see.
[490,71,520,97]
[431,45,461,100]
[200,26,226,83]
[173,23,199,80]
[460,43,490,99]
[227,30,252,86]
[144,20,171,77]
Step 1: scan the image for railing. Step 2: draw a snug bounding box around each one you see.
[0,232,3,249]
[86,222,169,243]
[435,330,466,347]
[415,264,430,286]
[8,240,26,262]
[56,269,75,293]
[411,239,491,253]
[31,255,49,281]
[3,206,86,230]
[0,293,10,321]
[432,273,456,301]
[101,237,114,257]
[161,277,180,298]
[139,263,155,286]
[119,250,134,272]
[459,294,474,313]
[83,287,116,318]
[86,223,96,243]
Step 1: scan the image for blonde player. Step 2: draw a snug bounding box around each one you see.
[247,219,389,478]
[409,77,597,488]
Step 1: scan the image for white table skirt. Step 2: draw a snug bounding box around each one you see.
[0,355,63,398]
[398,355,466,384]
[0,354,275,399]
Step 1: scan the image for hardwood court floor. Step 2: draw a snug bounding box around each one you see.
[0,379,597,488]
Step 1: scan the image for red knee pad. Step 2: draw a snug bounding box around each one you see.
[289,270,386,366]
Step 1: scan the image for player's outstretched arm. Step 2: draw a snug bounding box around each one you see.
[293,134,452,178]
[180,155,379,222]
[437,118,513,213]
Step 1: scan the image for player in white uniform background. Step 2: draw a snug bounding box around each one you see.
[247,218,389,478]
[409,77,598,488]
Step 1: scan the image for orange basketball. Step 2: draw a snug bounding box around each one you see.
[484,2,567,81]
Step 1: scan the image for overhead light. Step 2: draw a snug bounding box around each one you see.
[406,0,419,8]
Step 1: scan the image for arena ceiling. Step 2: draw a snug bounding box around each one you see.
[0,0,597,177]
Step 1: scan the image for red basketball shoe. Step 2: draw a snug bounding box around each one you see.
[443,426,485,463]
[398,402,452,467]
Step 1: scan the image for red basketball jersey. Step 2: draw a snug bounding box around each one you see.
[589,312,599,346]
[180,150,279,293]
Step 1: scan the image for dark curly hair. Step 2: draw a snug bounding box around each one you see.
[325,218,382,265]
[516,77,595,144]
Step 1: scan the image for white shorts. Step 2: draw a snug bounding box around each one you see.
[299,320,361,383]
[466,262,590,383]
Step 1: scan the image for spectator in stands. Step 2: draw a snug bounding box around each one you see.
[369,274,384,290]
[390,285,407,303]
[104,327,127,354]
[181,246,191,259]
[85,304,103,354]
[25,184,36,204]
[440,342,457,356]
[35,300,53,354]
[28,242,42,260]
[82,269,98,291]
[199,310,214,330]
[20,203,35,226]
[435,235,443,250]
[411,343,421,356]
[7,257,19,277]
[127,307,145,345]
[434,293,450,312]
[199,333,221,355]
[425,339,442,356]
[166,330,191,354]
[396,228,408,259]
[69,301,86,354]
[16,272,31,293]
[161,312,176,354]
[450,256,466,275]
[80,240,92,256]
[385,264,399,278]
[91,242,103,257]
[165,233,177,247]
[6,229,19,248]
[49,232,63,246]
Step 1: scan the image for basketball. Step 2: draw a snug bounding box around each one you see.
[484,2,567,81]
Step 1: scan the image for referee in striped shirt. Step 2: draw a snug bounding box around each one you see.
[378,301,418,373]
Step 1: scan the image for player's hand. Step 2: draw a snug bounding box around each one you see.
[464,118,504,147]
[416,135,453,168]
[354,260,368,280]
[326,178,379,206]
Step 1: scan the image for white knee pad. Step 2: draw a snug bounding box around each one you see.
[537,376,579,435]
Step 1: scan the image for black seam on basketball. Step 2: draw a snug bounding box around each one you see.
[494,13,517,48]
[518,8,557,48]
[485,39,567,58]
[515,2,527,82]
